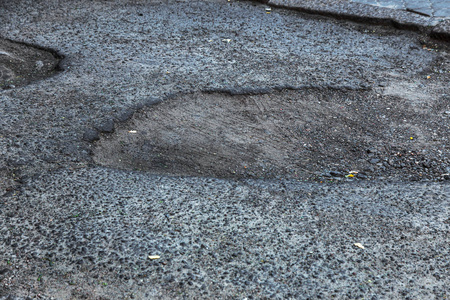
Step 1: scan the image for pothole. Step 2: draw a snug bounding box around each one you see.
[0,38,62,89]
[94,89,449,181]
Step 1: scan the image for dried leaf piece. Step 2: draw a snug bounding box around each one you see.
[148,255,160,260]
[354,243,364,249]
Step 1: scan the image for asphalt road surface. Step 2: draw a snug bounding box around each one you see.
[0,0,449,299]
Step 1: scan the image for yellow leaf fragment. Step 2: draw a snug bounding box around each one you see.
[148,255,160,260]
[354,243,364,249]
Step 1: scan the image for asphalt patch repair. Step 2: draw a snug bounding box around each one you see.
[94,89,450,182]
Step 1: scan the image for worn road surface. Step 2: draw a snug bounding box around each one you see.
[0,0,449,299]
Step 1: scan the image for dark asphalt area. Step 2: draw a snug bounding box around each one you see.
[0,0,449,299]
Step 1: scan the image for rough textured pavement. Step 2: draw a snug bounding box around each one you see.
[1,169,449,299]
[0,0,449,299]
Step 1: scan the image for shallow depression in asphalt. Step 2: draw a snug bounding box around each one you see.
[0,38,62,89]
[93,89,449,180]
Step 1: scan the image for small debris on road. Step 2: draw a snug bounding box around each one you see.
[354,243,365,249]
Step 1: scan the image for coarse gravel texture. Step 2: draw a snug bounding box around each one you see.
[1,168,449,299]
[0,0,449,299]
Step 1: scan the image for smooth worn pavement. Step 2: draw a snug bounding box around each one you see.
[351,0,449,19]
[260,0,450,41]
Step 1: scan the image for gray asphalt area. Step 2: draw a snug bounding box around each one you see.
[261,0,450,41]
[0,0,449,299]
[2,168,449,299]
[350,0,450,19]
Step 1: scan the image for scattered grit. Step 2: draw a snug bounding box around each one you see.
[0,0,449,299]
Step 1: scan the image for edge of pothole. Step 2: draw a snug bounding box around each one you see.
[0,38,66,196]
[0,37,66,90]
[81,84,365,142]
[249,0,450,42]
[86,85,450,183]
[3,38,66,71]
